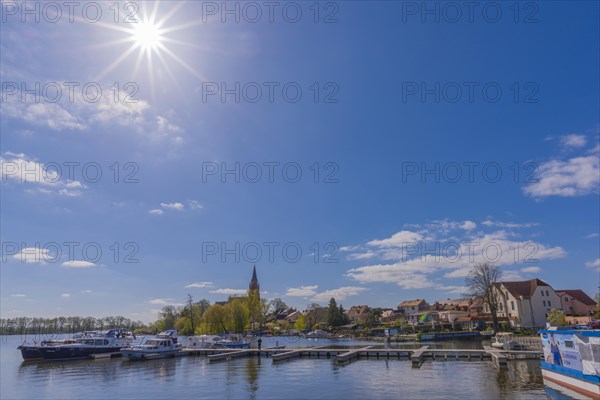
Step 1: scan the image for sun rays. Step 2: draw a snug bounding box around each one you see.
[90,1,206,99]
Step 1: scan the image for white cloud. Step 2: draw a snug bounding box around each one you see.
[61,260,95,268]
[209,288,247,295]
[188,200,204,210]
[521,266,541,274]
[585,233,599,239]
[501,270,525,281]
[345,226,565,289]
[12,247,51,263]
[482,220,538,229]
[10,294,26,298]
[367,231,423,248]
[160,202,185,211]
[559,134,587,149]
[184,282,214,288]
[347,251,377,260]
[523,154,599,198]
[286,285,319,297]
[147,298,184,306]
[1,152,86,195]
[585,258,600,271]
[311,286,367,302]
[460,220,477,230]
[61,293,71,298]
[81,290,93,293]
[1,84,185,144]
[149,209,163,215]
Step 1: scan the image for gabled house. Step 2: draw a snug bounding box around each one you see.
[492,278,560,329]
[284,310,302,324]
[397,299,429,315]
[380,308,403,323]
[346,305,369,323]
[556,290,597,316]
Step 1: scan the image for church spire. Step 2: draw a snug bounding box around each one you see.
[249,264,259,292]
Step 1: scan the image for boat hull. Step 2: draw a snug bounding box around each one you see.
[121,349,181,360]
[541,367,600,399]
[215,342,251,349]
[18,345,43,361]
[38,346,123,360]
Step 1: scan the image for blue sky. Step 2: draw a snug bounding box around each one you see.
[1,1,598,323]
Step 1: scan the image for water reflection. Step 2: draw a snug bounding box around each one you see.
[2,335,562,400]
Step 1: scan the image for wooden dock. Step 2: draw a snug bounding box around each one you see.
[88,346,541,370]
[410,346,429,367]
[337,346,374,363]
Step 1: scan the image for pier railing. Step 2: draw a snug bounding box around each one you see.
[512,336,542,351]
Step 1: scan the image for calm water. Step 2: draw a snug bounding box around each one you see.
[1,335,555,399]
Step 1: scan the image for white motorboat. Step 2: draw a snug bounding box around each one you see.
[187,334,222,349]
[121,330,182,360]
[306,329,331,339]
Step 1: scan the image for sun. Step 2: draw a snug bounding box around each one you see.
[132,19,163,51]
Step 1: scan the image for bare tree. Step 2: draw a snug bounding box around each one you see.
[465,262,502,332]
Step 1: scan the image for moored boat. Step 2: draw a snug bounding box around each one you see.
[37,329,135,361]
[539,329,599,399]
[18,338,78,361]
[306,329,331,339]
[121,330,182,360]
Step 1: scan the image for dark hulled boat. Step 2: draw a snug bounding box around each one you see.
[36,330,135,361]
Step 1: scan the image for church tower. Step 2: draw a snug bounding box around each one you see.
[249,264,260,293]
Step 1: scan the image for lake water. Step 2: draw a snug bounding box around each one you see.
[0,335,559,399]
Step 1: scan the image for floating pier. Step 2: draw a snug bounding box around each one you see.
[86,346,541,370]
[410,346,429,367]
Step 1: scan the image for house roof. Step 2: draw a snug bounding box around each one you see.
[556,290,596,306]
[398,299,426,308]
[498,278,552,299]
[284,311,302,320]
[436,298,472,307]
[347,305,369,315]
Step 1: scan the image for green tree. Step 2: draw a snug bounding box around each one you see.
[247,289,261,329]
[226,298,250,332]
[294,314,306,331]
[203,304,227,333]
[327,298,347,327]
[547,309,568,326]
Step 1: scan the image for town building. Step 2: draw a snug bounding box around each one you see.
[492,278,561,329]
[346,305,369,323]
[397,299,429,315]
[556,289,597,316]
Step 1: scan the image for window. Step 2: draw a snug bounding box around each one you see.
[548,301,551,307]
[546,290,549,296]
[541,291,545,296]
[505,292,509,300]
[511,301,515,310]
[565,297,569,302]
[543,301,546,306]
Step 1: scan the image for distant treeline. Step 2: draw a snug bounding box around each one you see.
[0,316,148,336]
